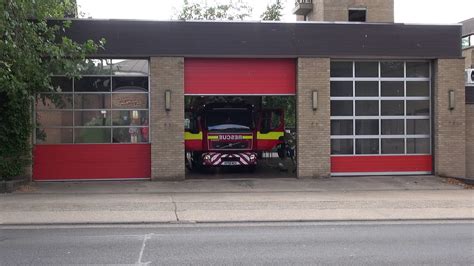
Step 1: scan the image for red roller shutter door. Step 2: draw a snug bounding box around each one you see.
[184,58,296,95]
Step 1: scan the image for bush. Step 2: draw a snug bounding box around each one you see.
[0,93,31,180]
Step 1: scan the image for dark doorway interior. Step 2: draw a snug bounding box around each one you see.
[184,96,296,179]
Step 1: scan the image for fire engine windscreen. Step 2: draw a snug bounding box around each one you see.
[206,109,252,133]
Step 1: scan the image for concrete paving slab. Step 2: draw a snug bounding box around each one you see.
[177,208,474,223]
[1,211,176,225]
[170,190,473,202]
[1,190,472,225]
[15,175,462,195]
[1,176,471,225]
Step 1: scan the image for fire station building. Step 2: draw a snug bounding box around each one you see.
[31,1,472,181]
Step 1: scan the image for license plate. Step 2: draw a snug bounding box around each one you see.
[221,161,240,166]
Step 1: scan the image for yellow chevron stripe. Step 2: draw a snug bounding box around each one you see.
[242,135,253,140]
[208,135,219,140]
[184,132,202,140]
[257,131,284,140]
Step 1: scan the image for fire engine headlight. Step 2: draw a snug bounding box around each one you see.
[203,155,211,161]
[249,154,256,160]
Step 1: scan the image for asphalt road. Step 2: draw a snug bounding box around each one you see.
[1,221,473,265]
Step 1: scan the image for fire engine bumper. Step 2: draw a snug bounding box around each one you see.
[202,152,257,166]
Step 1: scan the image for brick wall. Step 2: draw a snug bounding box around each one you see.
[296,58,331,178]
[150,57,185,180]
[466,104,474,178]
[463,48,473,68]
[299,0,393,22]
[300,0,324,21]
[434,59,466,178]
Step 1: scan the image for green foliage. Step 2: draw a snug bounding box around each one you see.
[176,0,252,21]
[0,0,104,180]
[261,0,284,21]
[262,96,295,129]
[0,91,30,179]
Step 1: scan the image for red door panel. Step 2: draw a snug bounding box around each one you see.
[331,155,432,174]
[33,144,151,180]
[184,58,296,95]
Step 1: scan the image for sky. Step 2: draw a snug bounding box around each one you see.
[77,0,474,24]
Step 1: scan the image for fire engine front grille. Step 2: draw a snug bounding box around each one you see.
[210,140,251,150]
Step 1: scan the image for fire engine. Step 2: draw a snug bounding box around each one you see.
[185,102,285,170]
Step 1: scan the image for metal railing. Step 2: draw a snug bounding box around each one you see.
[293,0,313,15]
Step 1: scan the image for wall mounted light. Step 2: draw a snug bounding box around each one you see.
[312,90,318,110]
[165,90,171,111]
[448,90,455,110]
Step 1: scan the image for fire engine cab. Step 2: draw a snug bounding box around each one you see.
[185,102,285,170]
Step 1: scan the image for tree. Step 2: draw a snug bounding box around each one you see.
[0,0,104,180]
[261,0,284,21]
[176,0,252,21]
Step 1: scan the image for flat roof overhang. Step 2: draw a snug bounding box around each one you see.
[54,19,462,59]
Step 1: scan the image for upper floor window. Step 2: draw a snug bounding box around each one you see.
[462,34,473,49]
[348,8,367,22]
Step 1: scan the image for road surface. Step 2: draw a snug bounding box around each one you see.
[1,221,473,265]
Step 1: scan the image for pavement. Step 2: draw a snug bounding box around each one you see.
[1,175,473,225]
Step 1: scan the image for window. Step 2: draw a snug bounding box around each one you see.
[381,62,404,77]
[331,101,353,116]
[331,81,353,97]
[406,100,430,116]
[381,82,404,97]
[331,139,353,155]
[407,138,430,154]
[348,9,367,22]
[406,81,430,96]
[331,120,353,135]
[35,59,150,144]
[355,81,378,97]
[381,139,405,154]
[355,62,378,77]
[355,101,378,116]
[381,120,404,135]
[330,61,431,155]
[355,120,379,135]
[381,100,404,116]
[331,62,353,77]
[406,62,430,78]
[462,34,473,49]
[356,139,378,154]
[407,119,430,135]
